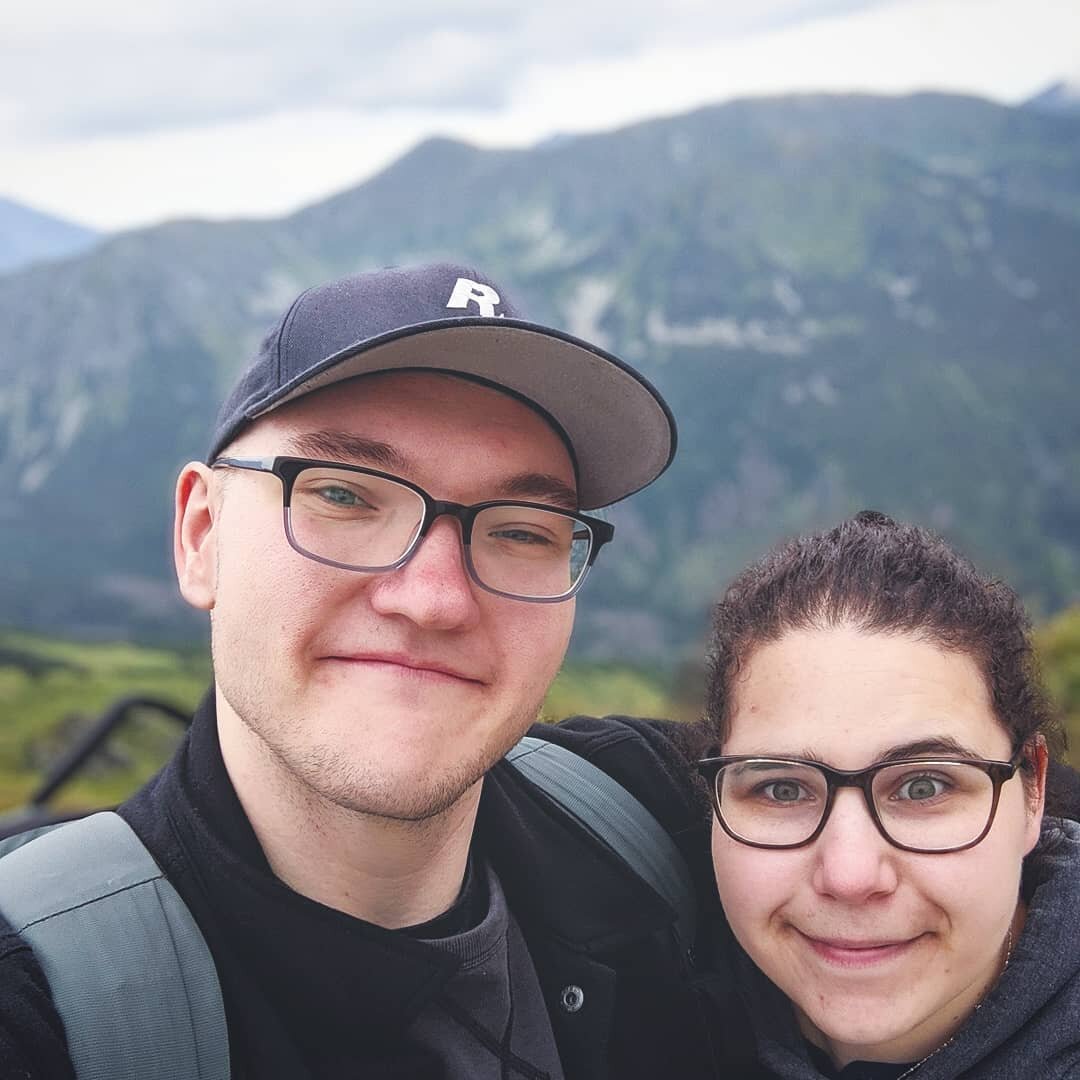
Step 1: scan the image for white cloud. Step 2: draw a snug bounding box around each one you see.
[1,109,444,229]
[1,0,1077,230]
[507,0,1080,132]
[2,1,890,139]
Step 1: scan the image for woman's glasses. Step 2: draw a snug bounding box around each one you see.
[696,749,1026,853]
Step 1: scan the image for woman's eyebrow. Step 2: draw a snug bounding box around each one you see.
[875,736,982,762]
[728,750,828,765]
[752,738,983,765]
[732,759,812,774]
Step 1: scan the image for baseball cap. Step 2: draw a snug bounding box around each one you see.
[209,262,676,509]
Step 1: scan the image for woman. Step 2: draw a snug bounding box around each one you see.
[698,511,1080,1079]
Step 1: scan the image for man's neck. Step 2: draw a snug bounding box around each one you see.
[216,706,481,930]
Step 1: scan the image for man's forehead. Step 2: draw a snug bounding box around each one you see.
[270,428,580,510]
[247,369,575,466]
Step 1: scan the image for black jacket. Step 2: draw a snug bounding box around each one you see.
[0,699,739,1079]
[722,818,1080,1079]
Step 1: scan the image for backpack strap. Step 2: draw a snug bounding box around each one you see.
[0,819,64,858]
[0,811,229,1080]
[505,735,697,955]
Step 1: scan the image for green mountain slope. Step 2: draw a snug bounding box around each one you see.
[0,93,1077,661]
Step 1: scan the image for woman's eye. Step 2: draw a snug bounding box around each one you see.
[896,775,948,801]
[762,780,807,803]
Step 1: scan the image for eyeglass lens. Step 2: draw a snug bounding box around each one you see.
[285,465,592,600]
[716,759,1000,851]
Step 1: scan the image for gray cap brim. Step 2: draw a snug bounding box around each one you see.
[232,317,676,510]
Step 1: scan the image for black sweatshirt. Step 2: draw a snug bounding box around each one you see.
[0,701,729,1079]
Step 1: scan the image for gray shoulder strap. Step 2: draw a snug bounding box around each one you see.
[0,811,229,1080]
[505,736,697,952]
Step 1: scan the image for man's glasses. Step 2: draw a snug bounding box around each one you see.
[696,750,1026,854]
[212,456,614,603]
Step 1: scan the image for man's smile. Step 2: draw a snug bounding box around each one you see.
[320,651,486,685]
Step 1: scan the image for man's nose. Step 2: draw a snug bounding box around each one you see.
[811,788,900,901]
[367,516,481,630]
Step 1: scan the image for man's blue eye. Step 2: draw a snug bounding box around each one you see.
[492,527,551,546]
[321,487,353,504]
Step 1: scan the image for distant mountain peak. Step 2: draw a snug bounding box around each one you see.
[0,196,101,274]
[1023,77,1080,114]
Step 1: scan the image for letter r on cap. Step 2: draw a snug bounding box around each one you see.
[446,278,501,318]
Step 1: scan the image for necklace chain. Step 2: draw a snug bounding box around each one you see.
[892,927,1013,1080]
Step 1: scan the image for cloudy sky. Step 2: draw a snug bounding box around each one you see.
[4,0,1078,230]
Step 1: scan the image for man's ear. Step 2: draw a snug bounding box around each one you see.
[174,462,218,611]
[1023,734,1049,855]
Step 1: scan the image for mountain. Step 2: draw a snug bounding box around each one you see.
[1025,79,1080,116]
[1,92,1078,662]
[0,197,100,274]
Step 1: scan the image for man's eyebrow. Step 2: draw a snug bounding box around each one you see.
[496,473,579,510]
[286,431,409,472]
[282,436,578,508]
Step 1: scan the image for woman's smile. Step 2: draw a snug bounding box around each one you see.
[793,927,927,970]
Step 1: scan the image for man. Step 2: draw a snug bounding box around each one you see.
[0,263,728,1078]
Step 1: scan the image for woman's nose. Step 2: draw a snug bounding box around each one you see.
[811,788,900,901]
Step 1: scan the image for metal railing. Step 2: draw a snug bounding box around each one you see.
[0,696,190,840]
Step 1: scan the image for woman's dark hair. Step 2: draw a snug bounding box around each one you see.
[704,511,1067,808]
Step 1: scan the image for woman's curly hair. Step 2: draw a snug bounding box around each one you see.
[703,511,1066,806]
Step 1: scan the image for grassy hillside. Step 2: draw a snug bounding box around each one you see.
[0,631,208,811]
[1037,606,1080,756]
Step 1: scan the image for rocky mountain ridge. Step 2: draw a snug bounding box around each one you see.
[1,91,1077,660]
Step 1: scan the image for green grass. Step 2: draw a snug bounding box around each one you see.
[1036,606,1080,760]
[0,630,209,812]
[541,662,679,723]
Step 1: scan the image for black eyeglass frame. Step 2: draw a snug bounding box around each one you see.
[696,749,1025,854]
[212,455,614,603]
